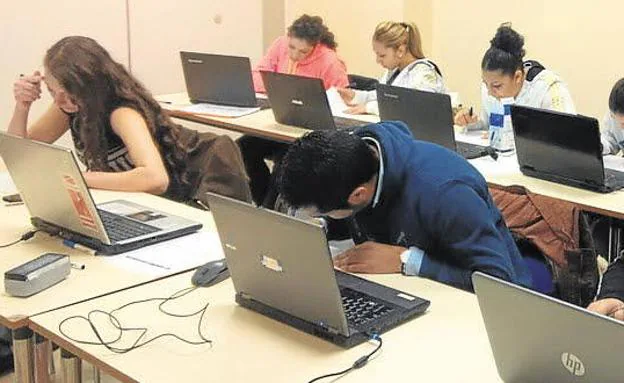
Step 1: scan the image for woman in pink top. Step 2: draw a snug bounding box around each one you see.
[241,15,348,207]
[252,14,348,92]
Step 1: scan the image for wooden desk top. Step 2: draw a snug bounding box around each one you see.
[156,92,379,143]
[0,188,219,329]
[30,271,500,383]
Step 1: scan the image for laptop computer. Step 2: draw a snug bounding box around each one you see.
[0,133,202,255]
[260,71,367,131]
[473,271,624,383]
[206,192,430,348]
[377,84,490,159]
[511,105,624,193]
[180,51,270,109]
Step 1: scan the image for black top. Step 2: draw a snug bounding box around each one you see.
[597,257,624,302]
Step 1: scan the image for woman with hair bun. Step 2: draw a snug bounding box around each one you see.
[455,24,575,130]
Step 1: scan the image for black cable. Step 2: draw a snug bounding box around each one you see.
[58,285,212,353]
[0,230,39,248]
[307,334,383,383]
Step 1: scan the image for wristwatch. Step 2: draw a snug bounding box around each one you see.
[400,249,411,276]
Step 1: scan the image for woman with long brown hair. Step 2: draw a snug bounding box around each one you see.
[9,36,251,205]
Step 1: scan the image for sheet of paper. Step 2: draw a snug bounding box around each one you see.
[603,155,624,171]
[326,87,351,117]
[106,231,224,276]
[182,103,260,118]
[0,172,17,194]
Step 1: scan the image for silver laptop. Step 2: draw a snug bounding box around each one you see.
[0,132,202,255]
[206,192,430,348]
[473,271,624,383]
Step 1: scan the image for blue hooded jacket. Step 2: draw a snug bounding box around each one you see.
[350,121,532,291]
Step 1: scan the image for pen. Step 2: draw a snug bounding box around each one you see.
[62,239,97,256]
[158,100,173,104]
[71,262,86,270]
[469,107,473,117]
[125,255,171,270]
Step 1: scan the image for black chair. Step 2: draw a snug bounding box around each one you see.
[347,74,378,91]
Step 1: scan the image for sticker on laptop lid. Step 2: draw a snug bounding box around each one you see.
[62,174,97,231]
[260,255,283,272]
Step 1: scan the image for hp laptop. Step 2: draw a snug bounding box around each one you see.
[180,51,270,109]
[511,105,624,193]
[260,71,367,131]
[473,272,624,383]
[377,84,490,159]
[0,133,202,255]
[207,192,430,348]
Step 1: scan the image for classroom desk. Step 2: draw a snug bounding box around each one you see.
[29,271,501,383]
[156,92,379,143]
[0,184,221,382]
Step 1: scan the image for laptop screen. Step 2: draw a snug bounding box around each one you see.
[377,84,456,151]
[511,105,605,185]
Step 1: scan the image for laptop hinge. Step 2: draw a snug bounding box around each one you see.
[318,321,340,334]
[239,292,253,301]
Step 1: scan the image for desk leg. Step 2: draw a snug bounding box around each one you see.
[48,342,55,376]
[34,334,51,383]
[13,327,34,383]
[92,365,101,383]
[61,350,82,383]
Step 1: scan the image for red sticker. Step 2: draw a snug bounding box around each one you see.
[62,174,97,231]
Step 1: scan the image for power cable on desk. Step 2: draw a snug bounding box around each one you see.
[58,286,212,354]
[307,333,383,383]
[0,230,40,249]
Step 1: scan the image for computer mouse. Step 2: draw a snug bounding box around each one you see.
[191,259,230,287]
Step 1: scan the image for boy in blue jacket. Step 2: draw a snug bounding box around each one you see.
[277,121,533,291]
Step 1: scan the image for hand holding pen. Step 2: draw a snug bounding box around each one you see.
[454,105,479,126]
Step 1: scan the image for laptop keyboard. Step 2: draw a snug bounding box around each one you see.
[334,116,368,129]
[341,287,394,327]
[456,141,489,159]
[98,210,160,243]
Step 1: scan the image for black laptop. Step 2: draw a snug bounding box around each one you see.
[260,71,367,131]
[377,84,490,159]
[180,51,270,109]
[206,192,430,348]
[511,105,624,193]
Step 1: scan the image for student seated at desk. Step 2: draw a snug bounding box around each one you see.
[601,78,624,155]
[338,21,446,115]
[277,120,542,292]
[455,24,575,131]
[241,14,349,206]
[8,36,251,207]
[588,256,624,320]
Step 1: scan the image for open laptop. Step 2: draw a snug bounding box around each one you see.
[206,192,430,348]
[473,271,624,383]
[260,71,367,131]
[511,105,624,193]
[180,51,270,109]
[377,84,490,159]
[0,133,202,255]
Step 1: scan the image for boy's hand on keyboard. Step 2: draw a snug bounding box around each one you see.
[588,298,624,320]
[334,241,404,274]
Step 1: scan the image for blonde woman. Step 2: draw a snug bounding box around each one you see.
[338,21,446,115]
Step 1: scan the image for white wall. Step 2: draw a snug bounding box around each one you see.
[0,0,128,145]
[128,0,264,95]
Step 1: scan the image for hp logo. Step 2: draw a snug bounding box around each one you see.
[561,352,585,376]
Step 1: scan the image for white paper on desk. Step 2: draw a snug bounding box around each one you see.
[0,173,17,194]
[604,155,624,171]
[326,87,351,117]
[182,103,260,118]
[105,231,224,276]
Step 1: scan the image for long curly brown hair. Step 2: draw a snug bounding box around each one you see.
[44,36,188,192]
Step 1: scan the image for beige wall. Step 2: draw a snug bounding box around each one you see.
[0,1,128,146]
[431,1,623,119]
[129,0,264,95]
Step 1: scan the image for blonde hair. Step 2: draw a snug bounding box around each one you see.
[373,21,424,59]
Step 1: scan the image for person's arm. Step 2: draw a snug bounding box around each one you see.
[8,71,69,142]
[413,182,527,290]
[588,258,624,320]
[541,81,576,114]
[459,84,489,131]
[82,107,169,194]
[252,38,284,93]
[600,113,622,155]
[320,59,349,90]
